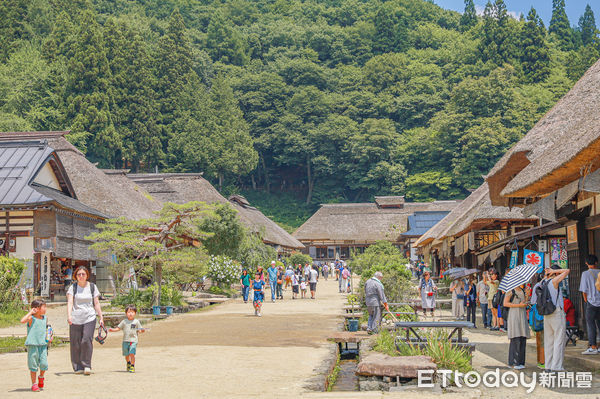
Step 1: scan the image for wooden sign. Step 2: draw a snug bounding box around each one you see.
[538,240,548,252]
[567,224,578,244]
[40,252,51,297]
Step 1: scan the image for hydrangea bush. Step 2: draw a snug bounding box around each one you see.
[207,255,241,288]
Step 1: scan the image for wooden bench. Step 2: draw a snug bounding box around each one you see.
[393,321,476,357]
[342,312,363,319]
[343,304,361,313]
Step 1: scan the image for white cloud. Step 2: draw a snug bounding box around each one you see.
[475,4,520,20]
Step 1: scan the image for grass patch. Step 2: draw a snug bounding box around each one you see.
[188,303,220,313]
[0,307,25,328]
[374,330,473,373]
[326,352,341,391]
[207,286,237,297]
[0,336,68,354]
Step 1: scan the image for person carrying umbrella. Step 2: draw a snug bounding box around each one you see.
[419,268,437,317]
[503,282,530,369]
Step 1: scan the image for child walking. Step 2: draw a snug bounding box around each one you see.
[252,273,266,316]
[300,277,307,299]
[21,299,51,392]
[108,305,145,372]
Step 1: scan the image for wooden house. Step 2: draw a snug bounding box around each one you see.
[486,58,600,329]
[0,138,108,300]
[293,196,460,261]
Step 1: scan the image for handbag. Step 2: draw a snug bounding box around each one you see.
[427,292,434,297]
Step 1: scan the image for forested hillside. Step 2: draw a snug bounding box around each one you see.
[1,0,598,226]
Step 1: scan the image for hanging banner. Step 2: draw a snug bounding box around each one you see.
[550,238,568,268]
[524,249,544,273]
[40,252,51,297]
[509,250,519,269]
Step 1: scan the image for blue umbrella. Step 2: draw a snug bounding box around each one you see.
[498,264,538,292]
[443,267,466,277]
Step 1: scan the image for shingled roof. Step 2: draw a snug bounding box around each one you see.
[293,200,461,244]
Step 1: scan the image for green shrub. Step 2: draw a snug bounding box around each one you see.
[0,256,25,309]
[288,252,312,266]
[373,330,398,357]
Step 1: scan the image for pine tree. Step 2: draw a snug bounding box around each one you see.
[549,0,574,50]
[579,4,597,46]
[0,0,30,62]
[460,0,477,31]
[521,8,550,83]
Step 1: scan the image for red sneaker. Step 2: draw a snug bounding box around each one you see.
[31,383,40,392]
[38,377,44,388]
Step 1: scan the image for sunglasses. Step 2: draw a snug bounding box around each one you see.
[76,272,87,276]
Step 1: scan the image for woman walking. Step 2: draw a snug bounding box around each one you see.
[419,269,437,317]
[66,266,103,375]
[450,278,465,319]
[485,269,500,330]
[465,277,477,327]
[239,269,251,303]
[503,284,530,369]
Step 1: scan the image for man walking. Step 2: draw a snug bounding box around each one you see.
[267,261,278,302]
[365,271,389,334]
[477,276,490,328]
[580,254,600,355]
[309,265,319,299]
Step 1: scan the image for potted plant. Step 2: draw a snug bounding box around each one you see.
[162,285,174,315]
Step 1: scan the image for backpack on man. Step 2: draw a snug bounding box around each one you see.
[535,280,556,316]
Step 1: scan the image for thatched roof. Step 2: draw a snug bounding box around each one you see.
[228,195,304,249]
[415,183,531,248]
[0,131,161,219]
[128,174,304,250]
[293,200,461,244]
[487,58,600,205]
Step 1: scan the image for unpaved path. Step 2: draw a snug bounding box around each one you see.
[0,279,345,398]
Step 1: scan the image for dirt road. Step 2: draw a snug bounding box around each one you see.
[0,279,345,398]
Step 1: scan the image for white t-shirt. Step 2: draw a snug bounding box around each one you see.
[309,269,318,283]
[67,283,99,325]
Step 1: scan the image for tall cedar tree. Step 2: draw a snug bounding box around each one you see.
[0,0,30,62]
[373,3,409,54]
[521,8,550,83]
[460,0,478,31]
[104,19,164,172]
[579,5,597,46]
[155,10,197,148]
[549,0,574,50]
[480,0,517,65]
[66,10,119,166]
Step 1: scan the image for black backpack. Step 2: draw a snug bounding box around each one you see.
[492,290,504,308]
[535,280,556,316]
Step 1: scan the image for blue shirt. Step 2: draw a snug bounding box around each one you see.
[579,268,600,307]
[252,280,265,291]
[267,267,278,282]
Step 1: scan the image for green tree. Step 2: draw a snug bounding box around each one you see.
[198,203,246,259]
[460,0,477,31]
[104,19,163,171]
[206,10,248,65]
[549,0,574,50]
[0,0,30,62]
[521,7,551,83]
[579,4,597,46]
[479,0,517,65]
[66,10,119,166]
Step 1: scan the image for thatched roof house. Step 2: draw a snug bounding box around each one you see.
[0,132,160,219]
[127,174,304,252]
[293,196,460,260]
[487,58,600,206]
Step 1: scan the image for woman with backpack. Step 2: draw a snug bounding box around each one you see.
[465,277,477,327]
[503,284,530,369]
[66,266,104,375]
[531,264,570,372]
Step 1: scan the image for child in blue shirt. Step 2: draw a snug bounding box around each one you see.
[21,299,51,392]
[252,273,266,316]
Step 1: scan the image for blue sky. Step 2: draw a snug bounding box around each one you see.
[434,0,600,27]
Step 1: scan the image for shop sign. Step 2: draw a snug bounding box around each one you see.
[538,240,548,252]
[550,238,568,268]
[509,250,519,269]
[567,224,578,244]
[40,252,51,297]
[524,249,544,273]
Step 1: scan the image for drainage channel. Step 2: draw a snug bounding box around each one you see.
[330,343,360,391]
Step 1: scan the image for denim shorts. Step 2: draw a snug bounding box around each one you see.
[27,345,48,372]
[122,341,137,356]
